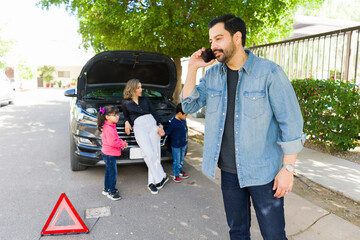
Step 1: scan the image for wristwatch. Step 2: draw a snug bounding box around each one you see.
[283,164,295,173]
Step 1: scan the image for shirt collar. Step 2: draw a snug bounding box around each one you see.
[242,49,255,75]
[104,120,116,127]
[220,49,255,75]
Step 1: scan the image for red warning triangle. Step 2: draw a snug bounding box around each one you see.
[41,193,89,235]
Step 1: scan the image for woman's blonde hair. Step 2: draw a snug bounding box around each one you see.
[123,78,140,99]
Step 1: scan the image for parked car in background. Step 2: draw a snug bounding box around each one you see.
[64,50,181,171]
[0,77,15,106]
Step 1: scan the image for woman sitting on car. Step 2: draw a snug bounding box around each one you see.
[122,78,169,195]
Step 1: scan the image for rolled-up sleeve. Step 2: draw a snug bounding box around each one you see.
[277,134,306,154]
[268,65,306,154]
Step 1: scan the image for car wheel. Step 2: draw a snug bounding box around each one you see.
[70,135,87,171]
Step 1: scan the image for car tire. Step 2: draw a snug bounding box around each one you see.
[70,135,87,171]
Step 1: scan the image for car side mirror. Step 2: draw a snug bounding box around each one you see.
[64,89,76,97]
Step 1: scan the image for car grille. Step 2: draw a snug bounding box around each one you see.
[116,126,137,145]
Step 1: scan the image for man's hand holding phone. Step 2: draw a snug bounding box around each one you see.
[183,47,216,99]
[202,48,216,62]
[189,47,216,70]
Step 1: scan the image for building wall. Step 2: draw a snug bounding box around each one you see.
[42,65,82,88]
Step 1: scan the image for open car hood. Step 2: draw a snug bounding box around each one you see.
[77,50,177,99]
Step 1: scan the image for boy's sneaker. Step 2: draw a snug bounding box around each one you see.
[147,183,158,194]
[173,176,181,183]
[156,175,169,189]
[102,188,119,196]
[179,170,189,179]
[107,192,121,201]
[102,189,109,196]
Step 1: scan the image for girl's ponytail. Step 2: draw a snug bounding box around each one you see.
[97,107,106,132]
[97,105,120,132]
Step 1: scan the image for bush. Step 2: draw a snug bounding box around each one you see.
[292,78,360,152]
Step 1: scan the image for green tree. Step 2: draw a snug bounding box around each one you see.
[37,0,322,103]
[18,62,35,80]
[17,61,35,91]
[0,28,14,69]
[38,65,56,84]
[297,0,360,21]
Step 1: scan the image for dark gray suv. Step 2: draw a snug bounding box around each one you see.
[64,50,178,171]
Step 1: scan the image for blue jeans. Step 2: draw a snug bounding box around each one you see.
[171,145,186,177]
[221,170,287,240]
[102,153,117,193]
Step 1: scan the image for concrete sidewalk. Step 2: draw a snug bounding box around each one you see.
[296,148,360,202]
[186,115,360,240]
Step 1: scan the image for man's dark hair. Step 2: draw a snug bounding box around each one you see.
[175,103,185,114]
[209,14,246,47]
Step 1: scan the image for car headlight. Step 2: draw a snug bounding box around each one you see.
[77,112,97,126]
[78,137,93,145]
[77,137,98,147]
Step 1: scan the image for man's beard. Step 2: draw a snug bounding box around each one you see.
[215,41,236,63]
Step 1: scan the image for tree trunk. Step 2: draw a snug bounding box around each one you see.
[172,57,182,104]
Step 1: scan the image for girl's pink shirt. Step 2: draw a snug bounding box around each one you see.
[101,120,125,156]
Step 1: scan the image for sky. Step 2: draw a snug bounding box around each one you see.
[0,0,95,67]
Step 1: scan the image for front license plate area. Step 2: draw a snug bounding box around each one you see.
[130,148,143,159]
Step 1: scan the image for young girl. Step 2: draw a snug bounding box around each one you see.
[97,105,128,200]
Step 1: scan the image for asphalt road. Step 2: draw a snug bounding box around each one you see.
[0,89,228,240]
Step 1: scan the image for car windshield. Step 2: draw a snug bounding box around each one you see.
[84,87,163,99]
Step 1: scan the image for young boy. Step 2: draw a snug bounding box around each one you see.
[165,103,189,182]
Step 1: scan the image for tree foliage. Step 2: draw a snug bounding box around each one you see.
[38,65,56,83]
[0,28,14,69]
[17,62,35,81]
[297,0,358,21]
[38,0,320,55]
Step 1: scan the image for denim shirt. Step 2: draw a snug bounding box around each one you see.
[181,50,306,187]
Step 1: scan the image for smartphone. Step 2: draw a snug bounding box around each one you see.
[202,48,216,62]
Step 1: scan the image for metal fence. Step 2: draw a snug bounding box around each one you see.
[249,25,360,85]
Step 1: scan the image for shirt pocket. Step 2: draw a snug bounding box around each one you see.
[243,90,266,118]
[206,89,222,113]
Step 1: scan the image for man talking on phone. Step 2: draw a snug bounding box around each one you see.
[181,14,305,240]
